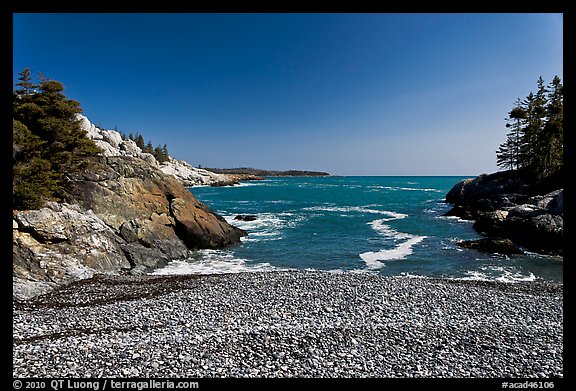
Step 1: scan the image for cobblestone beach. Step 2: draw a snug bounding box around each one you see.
[13,271,563,378]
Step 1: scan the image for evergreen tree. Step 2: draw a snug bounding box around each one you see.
[15,68,36,97]
[135,134,145,150]
[12,119,60,209]
[13,70,102,209]
[529,77,550,176]
[497,99,525,170]
[496,76,563,181]
[517,92,537,170]
[162,144,169,160]
[543,76,563,177]
[496,138,515,171]
[153,146,163,162]
[145,140,154,154]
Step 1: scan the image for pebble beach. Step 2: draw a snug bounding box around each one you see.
[13,271,563,378]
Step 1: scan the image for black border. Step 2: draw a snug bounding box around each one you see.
[1,0,568,13]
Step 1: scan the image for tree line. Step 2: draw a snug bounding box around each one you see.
[126,133,170,164]
[98,123,171,164]
[496,76,563,181]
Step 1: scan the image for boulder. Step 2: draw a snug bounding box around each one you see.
[159,157,231,187]
[473,210,509,236]
[119,139,141,156]
[445,178,474,204]
[13,155,246,300]
[170,198,245,249]
[13,203,131,300]
[137,152,159,168]
[234,215,258,222]
[457,238,524,255]
[101,129,123,149]
[445,171,562,255]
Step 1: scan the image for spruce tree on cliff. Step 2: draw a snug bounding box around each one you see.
[496,76,563,181]
[13,68,102,210]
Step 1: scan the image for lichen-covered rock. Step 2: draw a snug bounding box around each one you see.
[159,157,231,186]
[76,114,232,186]
[64,155,247,253]
[13,155,246,300]
[13,203,131,300]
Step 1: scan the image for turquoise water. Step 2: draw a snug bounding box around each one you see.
[153,176,563,282]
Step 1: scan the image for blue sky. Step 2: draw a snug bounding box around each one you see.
[13,13,563,176]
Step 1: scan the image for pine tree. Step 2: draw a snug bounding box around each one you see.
[145,140,154,154]
[497,99,525,171]
[496,142,513,170]
[517,92,537,170]
[14,68,36,97]
[153,146,164,163]
[496,76,563,181]
[530,77,550,177]
[162,144,169,160]
[135,134,145,150]
[543,76,563,177]
[13,70,102,209]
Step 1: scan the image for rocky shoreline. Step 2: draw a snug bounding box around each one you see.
[444,170,563,255]
[13,114,249,301]
[13,271,563,378]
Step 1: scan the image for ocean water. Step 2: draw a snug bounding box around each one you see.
[152,176,563,283]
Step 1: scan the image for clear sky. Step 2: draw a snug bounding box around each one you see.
[12,13,563,176]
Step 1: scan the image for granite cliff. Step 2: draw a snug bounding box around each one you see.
[76,115,237,187]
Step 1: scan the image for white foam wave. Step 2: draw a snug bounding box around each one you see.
[369,186,443,193]
[360,236,426,269]
[303,205,408,218]
[360,216,427,269]
[232,181,268,187]
[438,215,474,223]
[224,212,303,242]
[457,266,537,283]
[150,250,283,275]
[368,219,412,238]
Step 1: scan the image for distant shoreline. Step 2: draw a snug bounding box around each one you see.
[204,167,331,177]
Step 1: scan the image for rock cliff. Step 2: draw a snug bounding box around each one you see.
[13,120,247,300]
[76,114,233,187]
[445,170,563,255]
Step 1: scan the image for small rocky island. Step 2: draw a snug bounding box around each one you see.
[445,170,563,255]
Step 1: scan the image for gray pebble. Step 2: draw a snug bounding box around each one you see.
[13,271,563,378]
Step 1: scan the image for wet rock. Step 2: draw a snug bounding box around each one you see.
[458,238,524,255]
[445,171,562,255]
[234,215,258,222]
